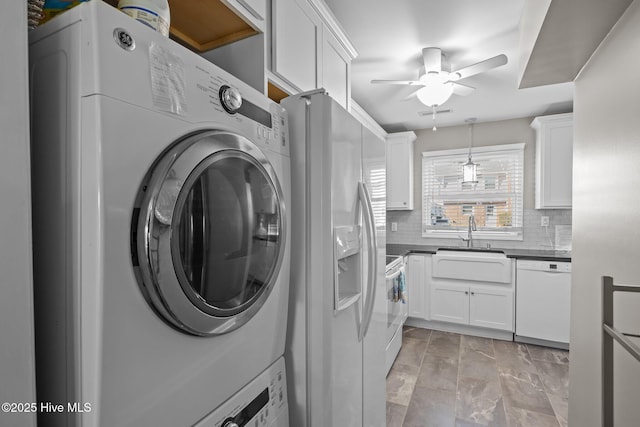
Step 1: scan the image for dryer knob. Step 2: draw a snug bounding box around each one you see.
[220,85,243,114]
[222,421,239,427]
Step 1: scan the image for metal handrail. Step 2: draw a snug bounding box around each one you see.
[602,276,640,427]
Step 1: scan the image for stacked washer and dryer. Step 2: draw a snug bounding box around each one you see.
[29,1,290,426]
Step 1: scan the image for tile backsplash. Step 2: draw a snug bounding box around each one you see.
[386,208,572,251]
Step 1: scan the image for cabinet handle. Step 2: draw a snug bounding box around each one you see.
[470,291,475,296]
[465,291,469,295]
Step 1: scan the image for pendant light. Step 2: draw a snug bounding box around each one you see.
[462,118,478,184]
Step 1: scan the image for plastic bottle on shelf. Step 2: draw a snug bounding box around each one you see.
[117,0,170,37]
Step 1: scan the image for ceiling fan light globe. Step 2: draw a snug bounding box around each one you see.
[416,83,454,107]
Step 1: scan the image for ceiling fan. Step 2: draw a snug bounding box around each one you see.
[371,47,508,108]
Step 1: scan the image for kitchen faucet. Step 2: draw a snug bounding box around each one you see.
[459,214,477,248]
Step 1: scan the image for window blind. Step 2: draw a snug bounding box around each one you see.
[422,143,524,239]
[367,166,386,228]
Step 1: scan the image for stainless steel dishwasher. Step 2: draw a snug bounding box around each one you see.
[515,259,571,349]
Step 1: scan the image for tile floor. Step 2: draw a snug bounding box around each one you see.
[386,326,569,427]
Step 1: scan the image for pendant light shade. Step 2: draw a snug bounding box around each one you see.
[462,118,478,183]
[462,158,477,183]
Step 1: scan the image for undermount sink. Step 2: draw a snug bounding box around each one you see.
[433,248,511,283]
[436,247,505,254]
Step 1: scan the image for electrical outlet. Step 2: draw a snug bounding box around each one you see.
[391,222,398,232]
[541,216,550,227]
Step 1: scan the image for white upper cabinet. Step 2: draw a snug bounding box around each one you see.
[386,131,416,210]
[270,0,356,109]
[531,113,574,209]
[271,0,320,91]
[221,0,267,32]
[321,28,350,109]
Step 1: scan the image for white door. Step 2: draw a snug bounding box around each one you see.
[406,255,426,318]
[271,0,319,90]
[330,97,364,427]
[322,28,350,109]
[516,268,571,342]
[361,125,386,427]
[133,131,287,336]
[430,283,469,324]
[469,287,514,331]
[385,135,413,210]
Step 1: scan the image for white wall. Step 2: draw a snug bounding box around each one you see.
[570,0,640,425]
[0,2,37,427]
[386,117,572,249]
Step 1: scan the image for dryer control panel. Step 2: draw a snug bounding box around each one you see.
[194,357,288,427]
[189,64,289,158]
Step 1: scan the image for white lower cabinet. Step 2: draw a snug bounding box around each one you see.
[430,283,469,324]
[469,287,513,331]
[406,254,425,319]
[431,283,513,332]
[405,254,430,320]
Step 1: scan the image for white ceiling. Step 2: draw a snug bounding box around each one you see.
[323,0,574,133]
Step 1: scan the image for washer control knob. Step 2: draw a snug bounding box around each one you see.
[221,420,239,427]
[219,85,242,114]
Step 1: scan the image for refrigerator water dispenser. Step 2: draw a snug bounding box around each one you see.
[333,225,362,312]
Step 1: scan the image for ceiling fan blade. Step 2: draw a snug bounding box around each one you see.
[451,82,475,96]
[401,88,421,101]
[370,79,422,85]
[449,54,508,81]
[422,47,442,73]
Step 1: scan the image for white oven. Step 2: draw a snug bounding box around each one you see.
[385,255,407,374]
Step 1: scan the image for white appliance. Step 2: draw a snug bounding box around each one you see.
[516,260,571,349]
[29,2,290,426]
[194,357,288,427]
[385,255,407,374]
[282,91,387,427]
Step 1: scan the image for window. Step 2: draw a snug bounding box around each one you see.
[422,143,524,240]
[367,166,386,228]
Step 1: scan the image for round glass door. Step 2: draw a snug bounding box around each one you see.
[133,131,286,336]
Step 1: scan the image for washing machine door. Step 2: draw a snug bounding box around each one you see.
[133,130,286,336]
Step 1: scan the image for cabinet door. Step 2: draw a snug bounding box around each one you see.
[430,283,469,325]
[271,0,319,91]
[221,0,267,32]
[321,28,350,110]
[533,113,573,209]
[386,134,414,210]
[469,287,513,331]
[406,255,425,319]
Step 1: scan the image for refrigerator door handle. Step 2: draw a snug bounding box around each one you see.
[358,181,378,341]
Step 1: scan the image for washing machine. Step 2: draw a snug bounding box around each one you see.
[29,1,290,426]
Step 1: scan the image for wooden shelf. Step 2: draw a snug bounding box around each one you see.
[267,81,290,103]
[104,0,258,52]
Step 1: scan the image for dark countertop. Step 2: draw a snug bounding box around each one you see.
[387,244,571,262]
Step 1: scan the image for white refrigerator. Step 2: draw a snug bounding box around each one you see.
[282,91,387,427]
